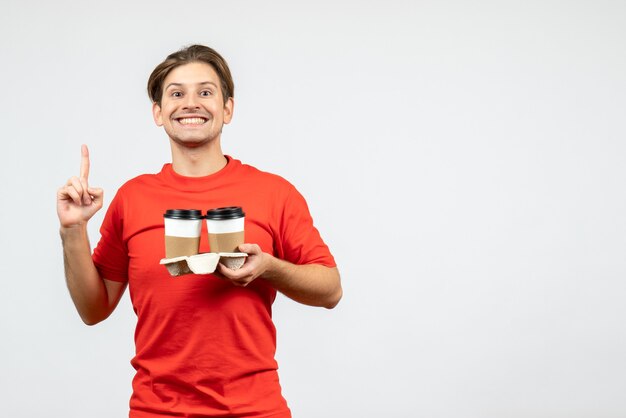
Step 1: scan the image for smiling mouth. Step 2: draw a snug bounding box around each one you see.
[177,117,208,125]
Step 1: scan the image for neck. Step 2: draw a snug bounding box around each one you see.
[170,138,227,177]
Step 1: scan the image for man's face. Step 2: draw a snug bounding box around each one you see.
[152,62,233,147]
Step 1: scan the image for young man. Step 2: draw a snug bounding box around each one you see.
[57,45,342,418]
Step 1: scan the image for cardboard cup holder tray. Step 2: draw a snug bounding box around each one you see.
[160,252,248,276]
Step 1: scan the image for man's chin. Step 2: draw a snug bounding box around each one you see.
[170,136,219,148]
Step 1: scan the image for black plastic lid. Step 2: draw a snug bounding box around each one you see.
[163,209,203,219]
[205,206,245,220]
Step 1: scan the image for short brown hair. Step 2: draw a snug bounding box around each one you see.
[147,44,234,106]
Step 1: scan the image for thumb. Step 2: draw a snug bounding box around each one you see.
[87,187,104,206]
[237,243,258,254]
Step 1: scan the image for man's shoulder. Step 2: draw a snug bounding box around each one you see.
[235,159,293,190]
[112,168,166,200]
[118,172,160,190]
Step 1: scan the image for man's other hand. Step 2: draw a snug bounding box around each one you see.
[216,243,270,287]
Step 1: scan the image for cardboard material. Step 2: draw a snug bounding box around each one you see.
[160,253,220,276]
[160,252,248,276]
[218,252,248,270]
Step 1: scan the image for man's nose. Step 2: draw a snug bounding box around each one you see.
[183,94,200,109]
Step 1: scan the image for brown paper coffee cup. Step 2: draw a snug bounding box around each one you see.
[163,209,203,258]
[205,207,245,253]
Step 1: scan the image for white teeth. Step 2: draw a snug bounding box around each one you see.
[179,117,207,125]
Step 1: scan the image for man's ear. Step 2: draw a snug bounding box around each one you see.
[152,102,163,126]
[223,97,234,124]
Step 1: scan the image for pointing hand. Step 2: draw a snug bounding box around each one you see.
[56,145,104,228]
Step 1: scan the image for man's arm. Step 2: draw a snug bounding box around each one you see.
[61,225,127,325]
[217,243,342,309]
[57,145,126,325]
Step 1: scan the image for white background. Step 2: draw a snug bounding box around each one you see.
[1,1,625,417]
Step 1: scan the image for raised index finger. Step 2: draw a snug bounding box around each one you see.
[80,144,90,180]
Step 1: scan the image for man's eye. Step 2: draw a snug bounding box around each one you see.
[171,91,182,97]
[200,90,212,96]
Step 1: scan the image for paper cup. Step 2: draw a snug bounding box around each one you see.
[205,207,245,253]
[163,209,203,258]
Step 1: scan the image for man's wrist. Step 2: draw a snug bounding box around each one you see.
[261,254,291,283]
[59,223,89,242]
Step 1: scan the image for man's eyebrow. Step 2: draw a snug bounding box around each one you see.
[165,81,218,90]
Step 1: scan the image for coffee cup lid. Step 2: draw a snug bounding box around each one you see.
[205,206,245,220]
[164,209,203,219]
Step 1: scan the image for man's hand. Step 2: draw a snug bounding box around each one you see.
[57,144,104,228]
[216,243,270,287]
[216,243,342,308]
